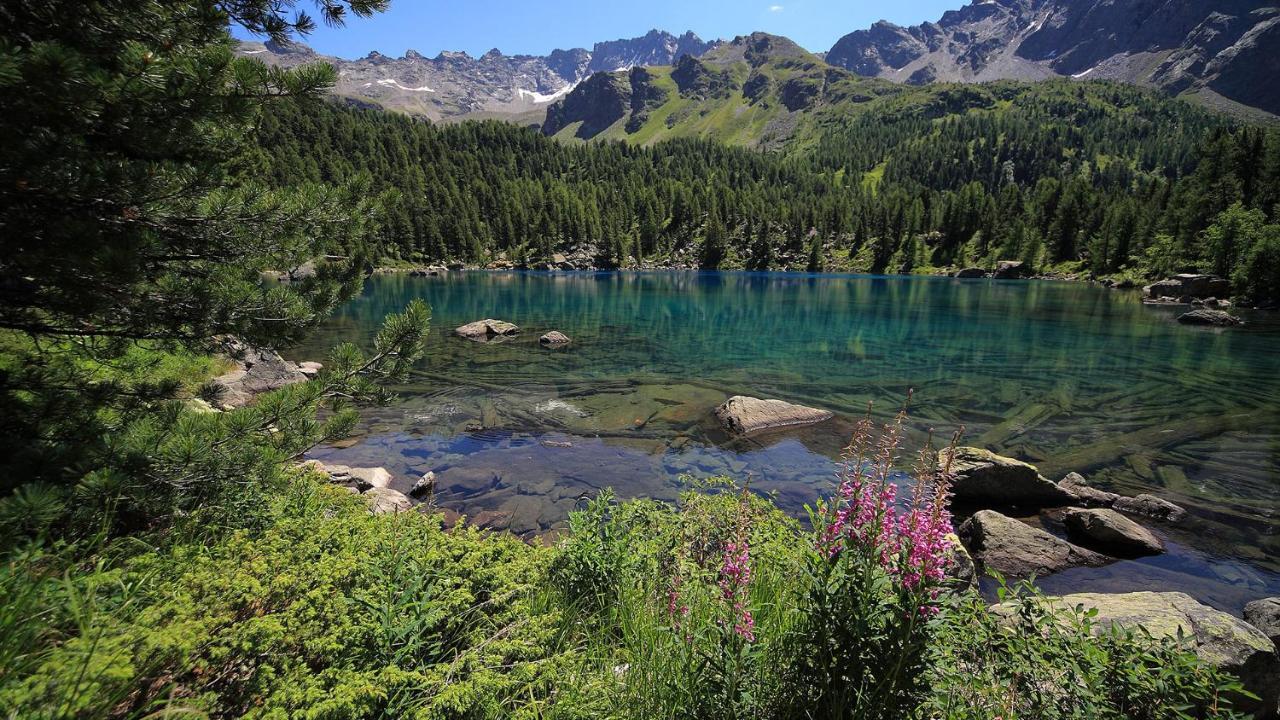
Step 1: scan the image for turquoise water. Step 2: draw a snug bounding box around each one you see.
[297,271,1280,611]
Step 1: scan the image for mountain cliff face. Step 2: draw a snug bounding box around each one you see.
[825,0,1280,116]
[541,33,901,146]
[237,30,719,121]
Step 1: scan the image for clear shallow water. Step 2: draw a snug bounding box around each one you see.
[296,271,1280,612]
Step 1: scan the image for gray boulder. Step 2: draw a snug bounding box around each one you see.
[539,330,572,345]
[994,260,1028,279]
[365,487,413,515]
[1058,592,1280,717]
[957,510,1111,578]
[1244,597,1280,649]
[940,447,1075,509]
[1145,274,1231,300]
[1113,493,1188,523]
[1177,309,1243,327]
[955,267,987,278]
[1062,508,1164,557]
[210,337,313,408]
[455,319,520,341]
[314,463,394,492]
[714,396,833,435]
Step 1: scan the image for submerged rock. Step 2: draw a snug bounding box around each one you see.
[539,331,572,345]
[941,447,1074,509]
[714,395,834,435]
[1244,597,1280,649]
[1177,308,1243,326]
[1054,592,1279,716]
[1113,493,1188,523]
[958,510,1110,578]
[1057,472,1120,508]
[455,319,521,341]
[1062,508,1164,557]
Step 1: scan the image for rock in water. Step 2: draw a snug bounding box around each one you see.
[1244,597,1280,649]
[714,396,834,435]
[1112,493,1188,523]
[365,487,413,515]
[1177,309,1243,327]
[940,447,1075,509]
[1057,472,1120,508]
[455,319,521,341]
[540,331,572,345]
[954,267,986,278]
[1062,508,1164,557]
[1055,592,1280,717]
[958,510,1110,578]
[1145,274,1231,300]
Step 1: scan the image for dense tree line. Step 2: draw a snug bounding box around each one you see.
[251,83,1280,304]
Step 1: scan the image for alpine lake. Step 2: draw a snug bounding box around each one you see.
[293,271,1280,613]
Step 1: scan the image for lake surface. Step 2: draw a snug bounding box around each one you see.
[295,271,1280,613]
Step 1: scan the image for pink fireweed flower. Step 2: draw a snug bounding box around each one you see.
[718,532,756,642]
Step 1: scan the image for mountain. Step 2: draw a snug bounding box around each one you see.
[237,29,719,122]
[542,33,903,147]
[824,0,1280,117]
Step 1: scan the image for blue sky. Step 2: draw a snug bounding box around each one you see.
[237,0,962,59]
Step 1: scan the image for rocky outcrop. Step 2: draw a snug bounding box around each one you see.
[210,338,316,409]
[1244,597,1280,649]
[1145,274,1233,301]
[1055,592,1280,717]
[1062,508,1164,557]
[826,2,1280,117]
[954,267,986,278]
[542,72,631,138]
[455,319,521,342]
[940,447,1074,509]
[1177,308,1244,326]
[714,396,834,435]
[958,510,1110,578]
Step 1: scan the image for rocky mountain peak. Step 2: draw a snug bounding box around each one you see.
[826,0,1279,115]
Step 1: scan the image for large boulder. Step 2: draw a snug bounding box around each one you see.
[940,447,1075,509]
[365,487,413,515]
[210,337,313,408]
[1177,308,1243,327]
[714,396,834,435]
[305,461,394,491]
[958,510,1111,578]
[1144,274,1231,300]
[455,319,521,342]
[1057,592,1280,717]
[955,267,987,278]
[1244,597,1280,649]
[994,260,1028,279]
[1062,508,1164,557]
